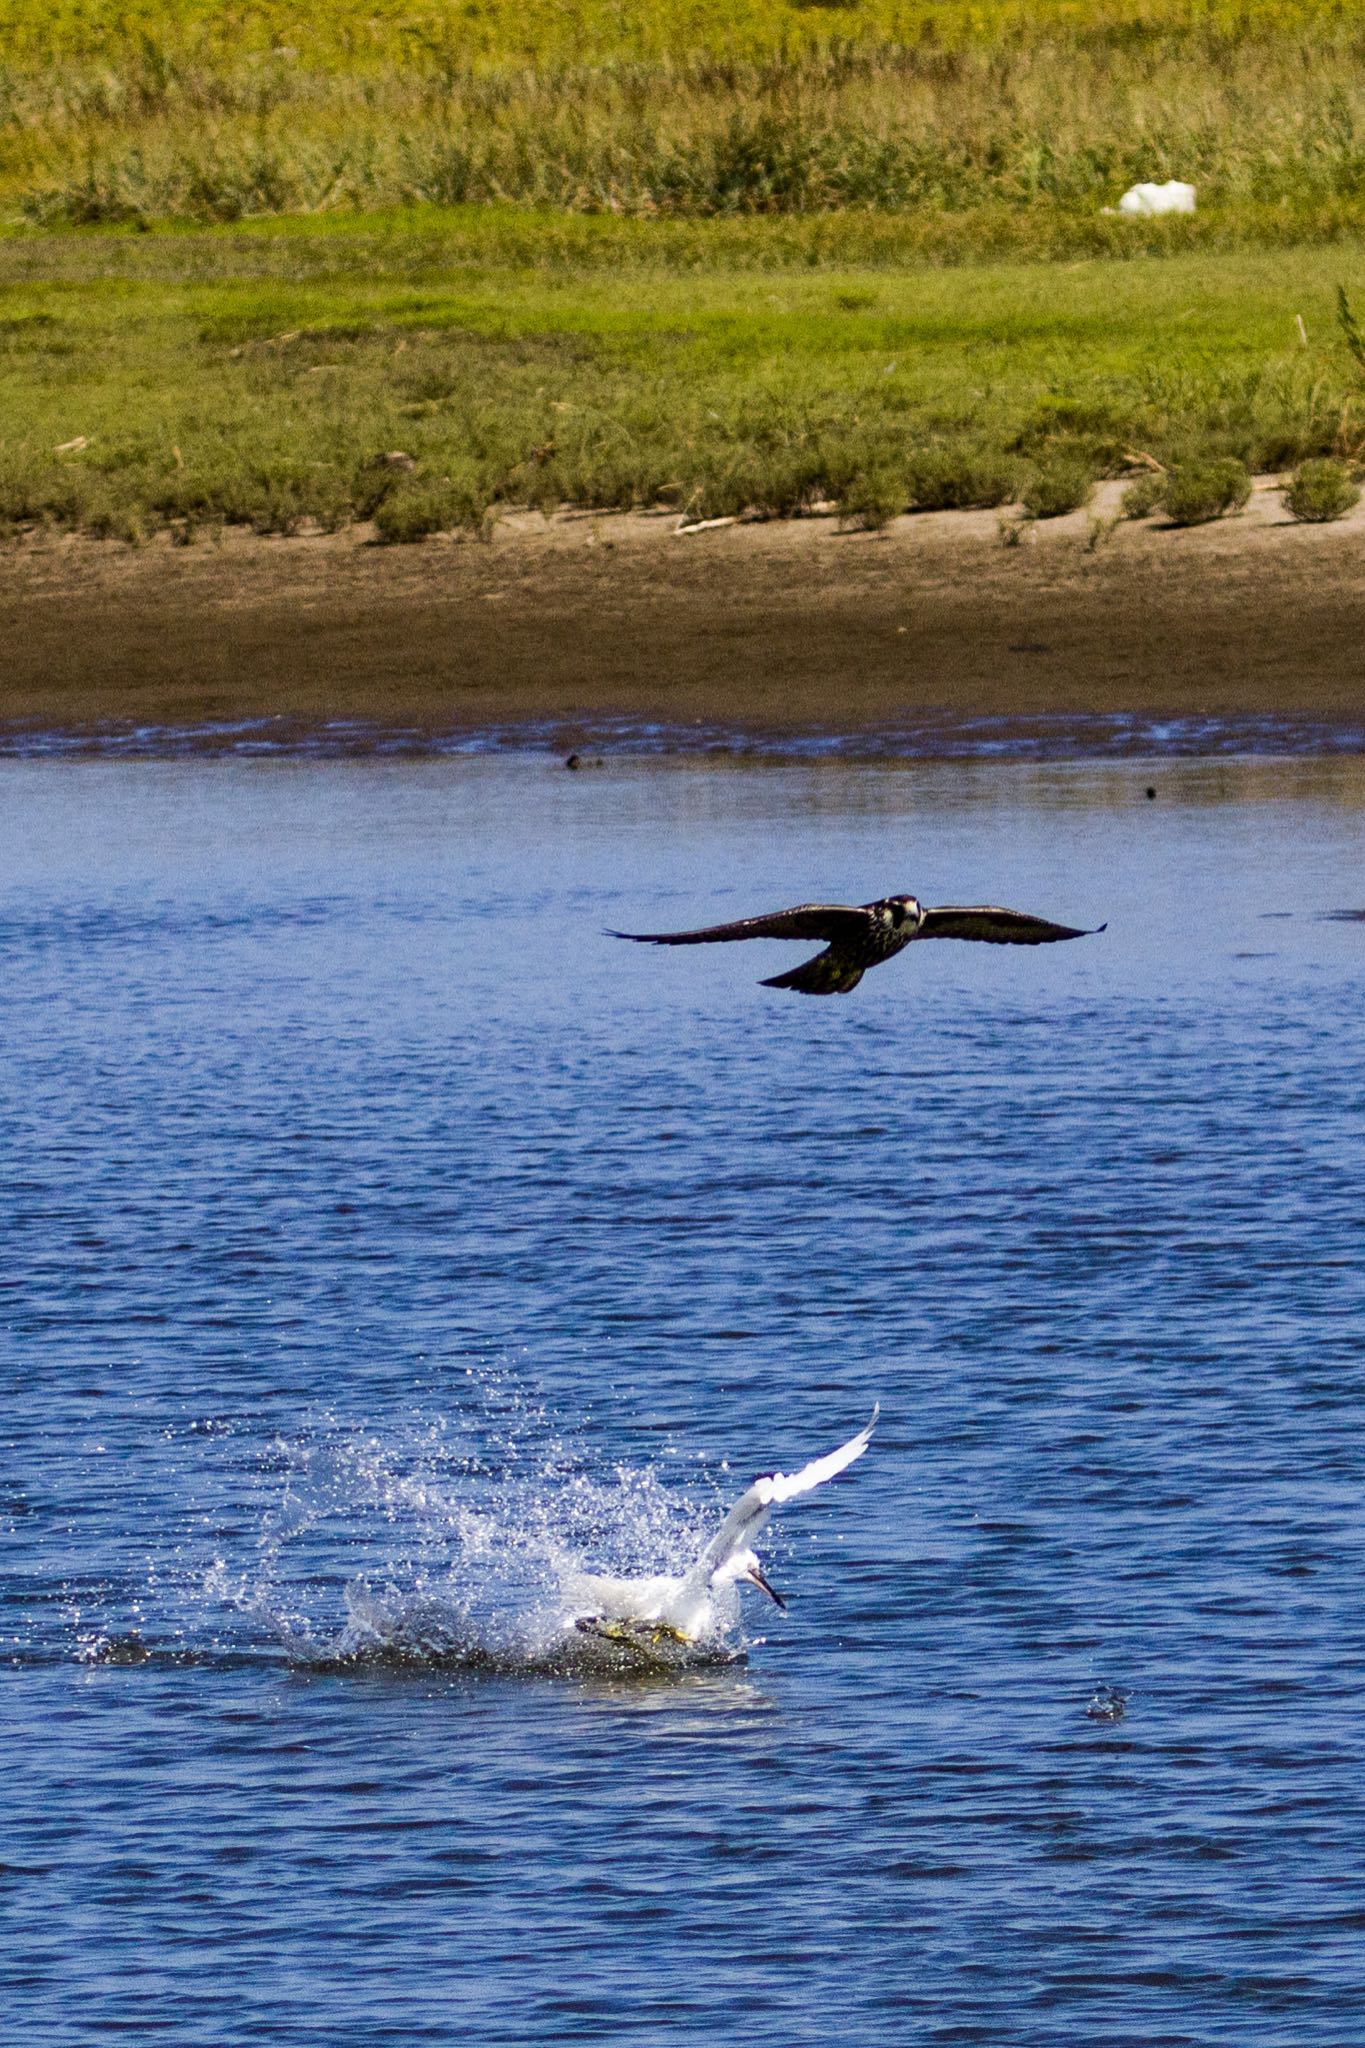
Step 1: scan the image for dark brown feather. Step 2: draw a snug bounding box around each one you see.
[609,904,872,947]
[917,906,1105,946]
[760,948,866,995]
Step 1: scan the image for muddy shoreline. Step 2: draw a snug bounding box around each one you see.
[3,485,1364,750]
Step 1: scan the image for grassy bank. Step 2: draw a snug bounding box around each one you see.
[4,3,1364,540]
[0,3,1364,240]
[2,217,1363,539]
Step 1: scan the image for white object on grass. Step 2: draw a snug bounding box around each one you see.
[565,1408,878,1649]
[1116,180,1196,217]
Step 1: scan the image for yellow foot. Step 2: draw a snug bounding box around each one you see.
[574,1616,692,1652]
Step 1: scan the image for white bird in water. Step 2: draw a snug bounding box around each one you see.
[567,1409,877,1659]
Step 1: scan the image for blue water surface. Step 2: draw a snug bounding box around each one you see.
[3,754,1365,2046]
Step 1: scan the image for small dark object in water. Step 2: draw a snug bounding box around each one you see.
[1321,908,1365,922]
[1146,787,1157,800]
[565,753,581,770]
[94,1631,152,1665]
[1086,1683,1129,1722]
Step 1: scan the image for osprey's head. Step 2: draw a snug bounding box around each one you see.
[883,894,922,929]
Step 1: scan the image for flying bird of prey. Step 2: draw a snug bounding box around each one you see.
[610,892,1104,995]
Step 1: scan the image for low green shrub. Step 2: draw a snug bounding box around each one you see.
[147,459,352,535]
[1161,456,1252,526]
[80,485,146,545]
[906,448,1017,511]
[837,467,904,531]
[1011,396,1130,467]
[1021,458,1094,519]
[1120,471,1167,519]
[373,472,494,541]
[373,481,455,542]
[1284,456,1360,523]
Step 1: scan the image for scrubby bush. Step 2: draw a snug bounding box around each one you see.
[906,448,1016,511]
[837,468,904,531]
[1120,471,1166,519]
[373,473,494,541]
[1161,457,1252,526]
[1011,396,1130,467]
[81,484,146,545]
[0,451,94,528]
[1021,459,1094,519]
[373,483,455,542]
[1284,457,1360,523]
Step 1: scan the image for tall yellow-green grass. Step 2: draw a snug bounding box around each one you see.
[1,1,1364,234]
[2,1,1357,67]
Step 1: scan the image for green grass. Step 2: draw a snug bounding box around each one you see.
[5,5,1362,539]
[1,218,1363,539]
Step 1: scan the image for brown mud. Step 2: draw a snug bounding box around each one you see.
[2,482,1363,746]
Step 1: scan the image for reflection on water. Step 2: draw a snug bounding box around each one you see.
[4,754,1365,2047]
[7,710,1365,764]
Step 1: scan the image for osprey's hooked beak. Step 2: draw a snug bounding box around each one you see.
[744,1563,787,1612]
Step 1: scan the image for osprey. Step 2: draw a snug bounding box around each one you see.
[610,892,1104,995]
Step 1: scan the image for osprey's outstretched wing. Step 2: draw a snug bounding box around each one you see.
[609,904,872,947]
[685,1409,879,1590]
[917,906,1105,945]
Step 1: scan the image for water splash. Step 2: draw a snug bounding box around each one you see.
[205,1381,743,1676]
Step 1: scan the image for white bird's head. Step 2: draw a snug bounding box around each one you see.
[715,1545,787,1611]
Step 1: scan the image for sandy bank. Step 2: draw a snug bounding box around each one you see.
[2,481,1363,746]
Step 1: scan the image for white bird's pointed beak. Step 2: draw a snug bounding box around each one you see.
[745,1564,787,1611]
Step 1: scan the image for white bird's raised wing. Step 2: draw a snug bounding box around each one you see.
[756,1409,879,1504]
[685,1408,878,1590]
